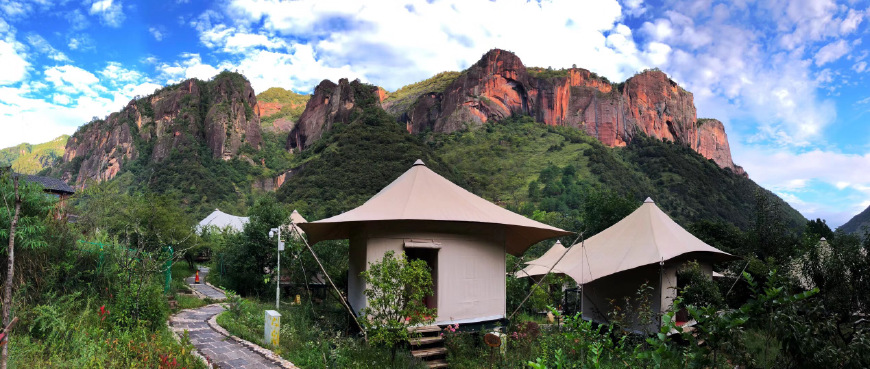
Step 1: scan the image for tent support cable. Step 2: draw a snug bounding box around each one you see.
[291,226,367,339]
[508,232,583,321]
[725,260,751,298]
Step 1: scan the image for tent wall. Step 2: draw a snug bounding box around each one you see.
[348,221,506,325]
[581,261,712,333]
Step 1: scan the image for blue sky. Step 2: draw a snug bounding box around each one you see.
[1,0,870,227]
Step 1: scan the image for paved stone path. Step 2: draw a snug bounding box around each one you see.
[186,266,227,300]
[169,267,296,369]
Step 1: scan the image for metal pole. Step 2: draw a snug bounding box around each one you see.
[276,227,281,310]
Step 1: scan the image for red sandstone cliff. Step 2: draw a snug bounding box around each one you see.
[60,73,262,185]
[287,78,381,150]
[394,49,744,175]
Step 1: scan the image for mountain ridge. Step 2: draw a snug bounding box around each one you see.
[0,135,69,174]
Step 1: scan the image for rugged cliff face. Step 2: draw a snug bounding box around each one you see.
[59,72,262,185]
[392,49,744,175]
[256,87,310,133]
[286,78,381,150]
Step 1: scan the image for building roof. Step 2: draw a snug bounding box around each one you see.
[197,209,249,233]
[529,198,738,284]
[16,174,75,194]
[299,160,572,255]
[515,240,568,278]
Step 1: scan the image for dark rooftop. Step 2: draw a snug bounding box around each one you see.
[14,174,75,194]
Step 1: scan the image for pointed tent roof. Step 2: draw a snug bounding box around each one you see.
[290,209,307,224]
[529,197,738,284]
[197,209,249,233]
[298,160,572,255]
[515,240,568,278]
[288,209,308,235]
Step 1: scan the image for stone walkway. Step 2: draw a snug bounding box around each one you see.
[186,266,228,300]
[169,267,296,369]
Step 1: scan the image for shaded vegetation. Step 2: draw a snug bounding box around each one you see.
[840,203,870,236]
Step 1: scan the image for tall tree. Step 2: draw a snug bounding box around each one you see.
[0,172,51,369]
[1,175,19,369]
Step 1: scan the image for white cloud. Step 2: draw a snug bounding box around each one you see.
[67,34,95,51]
[98,62,144,86]
[0,39,29,85]
[211,0,659,92]
[44,65,100,96]
[814,39,850,66]
[24,33,70,62]
[156,53,221,84]
[735,146,870,225]
[89,0,125,27]
[149,27,164,41]
[853,61,867,73]
[68,9,90,30]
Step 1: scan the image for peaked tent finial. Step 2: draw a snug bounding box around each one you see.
[413,159,425,166]
[644,197,654,203]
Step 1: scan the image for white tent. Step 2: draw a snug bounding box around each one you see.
[529,198,737,330]
[515,240,568,278]
[197,209,249,233]
[300,159,571,325]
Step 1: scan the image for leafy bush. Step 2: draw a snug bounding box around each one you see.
[359,251,435,355]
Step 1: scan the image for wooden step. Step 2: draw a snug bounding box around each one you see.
[426,359,449,368]
[408,325,441,334]
[411,347,447,358]
[409,336,443,346]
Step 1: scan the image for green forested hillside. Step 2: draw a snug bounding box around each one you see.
[276,80,459,219]
[840,205,870,235]
[0,135,68,174]
[275,108,803,235]
[424,115,804,232]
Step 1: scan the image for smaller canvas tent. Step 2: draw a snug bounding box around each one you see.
[288,209,307,236]
[299,160,572,325]
[515,240,568,279]
[197,209,249,233]
[529,198,738,331]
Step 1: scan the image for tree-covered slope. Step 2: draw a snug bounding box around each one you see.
[0,135,68,174]
[277,110,803,233]
[277,80,458,220]
[423,115,804,232]
[840,205,870,235]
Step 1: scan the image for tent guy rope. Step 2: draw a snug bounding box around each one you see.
[289,226,367,337]
[508,232,582,321]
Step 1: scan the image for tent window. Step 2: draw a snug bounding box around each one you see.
[403,239,442,249]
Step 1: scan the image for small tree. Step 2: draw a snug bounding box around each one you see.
[359,251,435,360]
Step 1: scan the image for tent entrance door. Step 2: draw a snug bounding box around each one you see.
[405,247,438,310]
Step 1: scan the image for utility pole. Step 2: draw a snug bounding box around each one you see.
[269,227,284,310]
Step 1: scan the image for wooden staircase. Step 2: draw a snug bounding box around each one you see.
[408,325,448,368]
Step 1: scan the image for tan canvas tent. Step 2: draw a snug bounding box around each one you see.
[529,198,738,330]
[299,160,571,325]
[288,209,308,236]
[515,240,568,279]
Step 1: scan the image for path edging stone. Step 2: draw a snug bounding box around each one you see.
[207,309,297,368]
